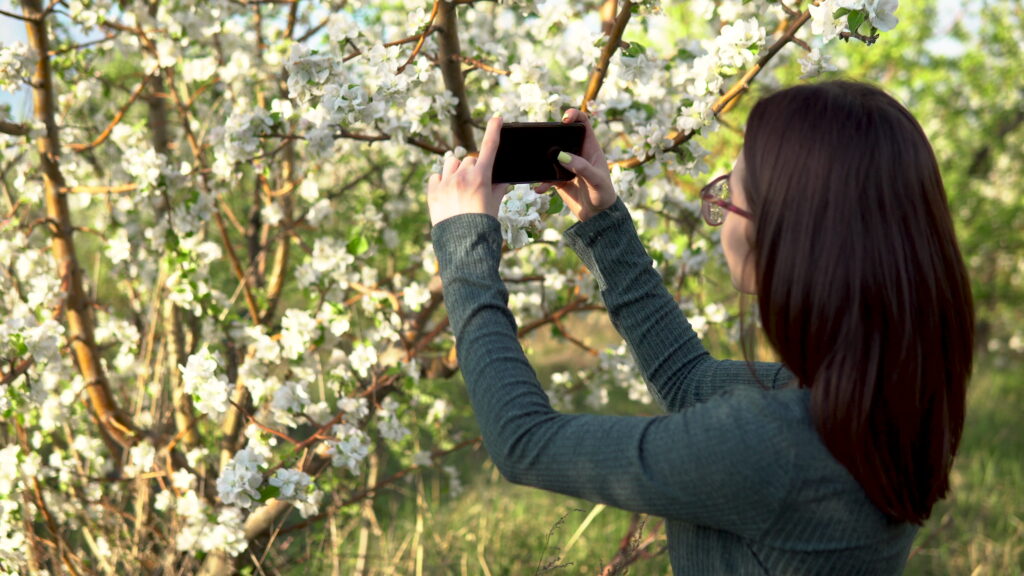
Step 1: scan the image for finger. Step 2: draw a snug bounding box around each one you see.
[442,155,461,179]
[556,151,599,181]
[428,173,441,187]
[554,184,584,215]
[561,108,588,124]
[476,116,503,172]
[492,182,512,198]
[461,156,477,170]
[561,109,604,163]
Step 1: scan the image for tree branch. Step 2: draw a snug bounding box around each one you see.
[395,0,440,74]
[581,0,633,114]
[0,120,30,136]
[68,79,146,152]
[21,0,136,455]
[1,6,37,21]
[436,1,476,150]
[60,183,137,194]
[455,54,510,76]
[517,297,605,338]
[611,8,813,170]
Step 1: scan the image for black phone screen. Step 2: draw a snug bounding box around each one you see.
[491,122,586,184]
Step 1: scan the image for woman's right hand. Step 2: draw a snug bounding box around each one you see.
[544,108,617,222]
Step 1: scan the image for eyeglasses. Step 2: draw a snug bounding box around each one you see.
[700,173,752,226]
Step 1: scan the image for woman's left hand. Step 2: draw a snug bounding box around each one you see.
[427,116,508,226]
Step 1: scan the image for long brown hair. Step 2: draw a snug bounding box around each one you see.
[742,81,974,524]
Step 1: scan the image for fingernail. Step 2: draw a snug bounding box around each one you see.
[557,151,571,164]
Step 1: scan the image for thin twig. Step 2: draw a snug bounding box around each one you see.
[49,32,117,56]
[397,0,440,73]
[0,7,36,21]
[455,54,510,76]
[68,80,146,152]
[518,297,606,338]
[59,183,137,195]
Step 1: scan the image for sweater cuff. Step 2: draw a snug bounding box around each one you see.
[432,213,503,278]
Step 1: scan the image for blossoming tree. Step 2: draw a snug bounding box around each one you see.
[0,0,899,572]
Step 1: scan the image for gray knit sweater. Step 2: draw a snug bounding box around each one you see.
[433,199,916,575]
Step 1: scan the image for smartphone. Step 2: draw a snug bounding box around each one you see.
[491,122,586,184]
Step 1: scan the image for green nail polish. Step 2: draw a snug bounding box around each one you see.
[558,151,571,164]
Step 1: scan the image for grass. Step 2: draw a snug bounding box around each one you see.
[905,356,1024,575]
[360,456,671,575]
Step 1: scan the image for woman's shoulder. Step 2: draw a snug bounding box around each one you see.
[701,382,813,430]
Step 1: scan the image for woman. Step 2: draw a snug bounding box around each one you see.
[426,81,974,574]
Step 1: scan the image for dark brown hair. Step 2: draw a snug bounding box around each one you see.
[742,81,974,524]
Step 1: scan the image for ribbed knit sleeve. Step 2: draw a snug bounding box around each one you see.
[432,212,796,539]
[563,198,793,411]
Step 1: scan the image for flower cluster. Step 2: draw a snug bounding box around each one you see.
[217,447,266,509]
[0,43,35,92]
[376,397,410,443]
[221,100,275,165]
[168,490,248,558]
[0,445,24,567]
[810,0,899,43]
[327,423,371,475]
[179,346,231,417]
[268,468,323,518]
[498,185,552,249]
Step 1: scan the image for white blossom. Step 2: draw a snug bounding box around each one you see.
[107,228,133,264]
[0,43,35,92]
[799,48,839,79]
[498,185,551,249]
[349,343,377,378]
[201,507,248,557]
[217,448,266,509]
[402,281,432,311]
[328,423,370,474]
[268,468,312,500]
[183,56,219,83]
[280,308,319,360]
[338,396,369,420]
[809,0,849,43]
[179,346,231,416]
[245,325,281,365]
[0,446,20,495]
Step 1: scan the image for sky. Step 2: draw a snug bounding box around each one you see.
[1,13,30,120]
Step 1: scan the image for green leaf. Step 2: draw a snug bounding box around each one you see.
[546,193,564,215]
[621,43,646,58]
[10,333,28,357]
[259,484,281,502]
[847,9,868,34]
[347,233,370,256]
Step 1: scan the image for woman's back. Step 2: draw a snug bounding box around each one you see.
[662,386,916,575]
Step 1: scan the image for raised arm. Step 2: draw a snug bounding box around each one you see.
[548,108,790,411]
[432,213,796,537]
[562,198,791,411]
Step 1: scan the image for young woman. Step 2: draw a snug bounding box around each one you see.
[426,81,974,574]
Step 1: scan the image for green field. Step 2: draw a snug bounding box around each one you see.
[291,353,1023,576]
